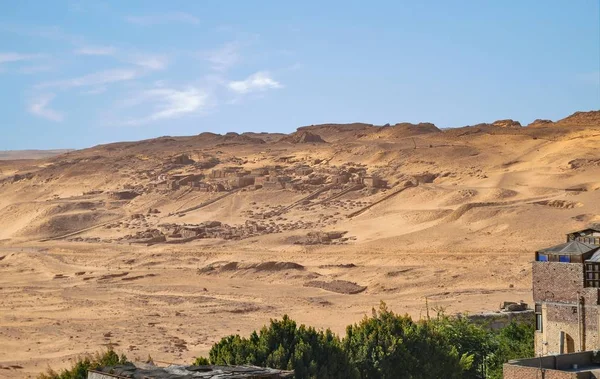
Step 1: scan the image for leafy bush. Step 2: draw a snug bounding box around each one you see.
[430,314,494,378]
[208,315,357,379]
[486,320,535,379]
[38,349,128,379]
[193,356,210,365]
[343,303,472,379]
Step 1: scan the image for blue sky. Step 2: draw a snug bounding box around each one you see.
[0,1,599,150]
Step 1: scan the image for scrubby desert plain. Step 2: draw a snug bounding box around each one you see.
[1,111,600,377]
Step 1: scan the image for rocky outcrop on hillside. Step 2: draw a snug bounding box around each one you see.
[527,119,553,127]
[491,119,522,128]
[556,110,600,126]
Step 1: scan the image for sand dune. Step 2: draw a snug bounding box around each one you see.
[0,110,599,377]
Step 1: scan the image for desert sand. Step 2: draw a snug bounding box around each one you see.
[1,110,600,378]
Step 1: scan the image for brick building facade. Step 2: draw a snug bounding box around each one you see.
[533,228,600,356]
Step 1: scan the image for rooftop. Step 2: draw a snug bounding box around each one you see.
[505,351,600,377]
[586,250,600,262]
[567,226,600,235]
[537,240,599,256]
[88,363,294,378]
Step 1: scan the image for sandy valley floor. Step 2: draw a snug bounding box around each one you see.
[1,111,599,377]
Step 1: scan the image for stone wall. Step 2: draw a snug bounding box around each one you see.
[503,351,600,378]
[466,310,534,330]
[542,302,600,354]
[503,364,590,379]
[533,262,584,303]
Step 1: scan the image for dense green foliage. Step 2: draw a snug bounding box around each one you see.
[205,315,357,378]
[343,303,471,379]
[485,320,535,379]
[38,349,128,379]
[200,302,534,379]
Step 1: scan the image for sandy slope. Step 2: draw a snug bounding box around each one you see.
[0,110,599,377]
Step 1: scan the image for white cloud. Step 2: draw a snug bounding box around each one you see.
[28,94,64,122]
[203,42,239,71]
[228,71,282,94]
[128,54,169,70]
[75,45,116,56]
[36,68,138,89]
[122,87,209,125]
[0,52,42,64]
[125,12,199,26]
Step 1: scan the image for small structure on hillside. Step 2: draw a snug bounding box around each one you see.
[363,175,386,188]
[228,176,255,189]
[109,190,140,200]
[295,166,313,176]
[170,154,194,165]
[88,363,293,378]
[331,173,350,185]
[255,176,286,189]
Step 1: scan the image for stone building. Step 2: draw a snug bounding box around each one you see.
[363,175,386,188]
[533,227,600,356]
[502,227,600,378]
[228,175,255,188]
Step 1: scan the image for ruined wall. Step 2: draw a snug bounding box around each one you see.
[466,310,534,330]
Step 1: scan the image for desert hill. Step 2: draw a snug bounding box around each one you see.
[1,110,600,377]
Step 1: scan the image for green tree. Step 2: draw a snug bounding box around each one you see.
[486,320,535,379]
[208,315,358,379]
[342,302,472,379]
[431,314,493,378]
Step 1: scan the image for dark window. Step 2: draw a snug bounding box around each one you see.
[537,254,548,262]
[559,255,570,263]
[585,263,600,288]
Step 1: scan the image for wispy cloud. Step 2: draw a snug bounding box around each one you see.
[228,71,282,94]
[127,54,169,70]
[125,12,199,26]
[81,86,107,95]
[36,68,138,89]
[75,45,116,56]
[0,52,42,64]
[202,42,239,71]
[28,94,64,121]
[121,87,209,125]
